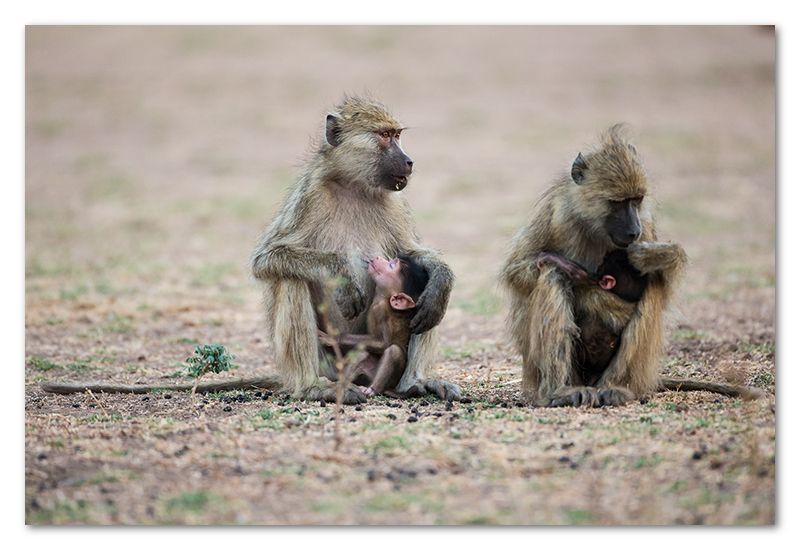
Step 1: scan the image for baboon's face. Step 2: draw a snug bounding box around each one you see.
[604,196,643,247]
[374,128,413,191]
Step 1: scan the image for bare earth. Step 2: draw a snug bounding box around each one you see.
[24,26,775,525]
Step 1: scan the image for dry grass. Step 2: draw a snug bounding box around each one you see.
[24,25,774,525]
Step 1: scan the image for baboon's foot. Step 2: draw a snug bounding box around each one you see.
[424,378,462,402]
[393,378,461,401]
[301,382,367,405]
[597,387,635,406]
[549,386,600,407]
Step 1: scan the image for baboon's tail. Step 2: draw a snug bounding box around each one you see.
[39,375,283,395]
[658,377,764,400]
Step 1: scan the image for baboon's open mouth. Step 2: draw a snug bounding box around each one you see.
[390,175,408,191]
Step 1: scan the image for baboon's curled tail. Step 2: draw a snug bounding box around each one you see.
[39,375,282,395]
[658,377,764,400]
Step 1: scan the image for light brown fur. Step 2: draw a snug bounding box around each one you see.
[249,96,459,404]
[40,97,459,402]
[501,125,761,407]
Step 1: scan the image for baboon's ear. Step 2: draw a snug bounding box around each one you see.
[390,292,416,311]
[325,114,342,147]
[571,152,587,184]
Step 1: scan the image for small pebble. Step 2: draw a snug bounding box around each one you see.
[164,394,172,399]
[460,397,472,404]
[355,406,362,411]
[387,414,397,420]
[72,403,80,408]
[408,416,418,423]
[141,396,149,401]
[320,399,327,407]
[223,406,232,412]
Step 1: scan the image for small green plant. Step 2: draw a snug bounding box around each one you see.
[184,343,238,379]
[183,343,238,396]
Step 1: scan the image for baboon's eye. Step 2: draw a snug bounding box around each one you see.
[381,131,390,139]
[631,196,644,206]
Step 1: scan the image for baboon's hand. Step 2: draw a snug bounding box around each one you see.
[409,280,451,334]
[334,277,367,320]
[626,241,687,275]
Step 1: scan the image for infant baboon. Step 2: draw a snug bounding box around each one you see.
[536,249,647,386]
[319,255,428,398]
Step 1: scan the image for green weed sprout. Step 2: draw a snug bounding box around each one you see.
[184,344,238,396]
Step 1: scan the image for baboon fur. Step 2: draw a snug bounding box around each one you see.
[501,125,761,407]
[41,97,459,402]
[249,96,459,404]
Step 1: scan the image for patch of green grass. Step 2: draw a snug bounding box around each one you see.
[163,490,225,518]
[441,348,475,360]
[453,290,503,316]
[634,455,664,469]
[46,317,64,325]
[170,337,199,345]
[27,497,92,524]
[66,358,95,373]
[738,342,775,354]
[102,314,135,334]
[751,372,774,387]
[372,435,412,453]
[190,262,239,288]
[562,508,594,525]
[78,414,130,423]
[59,285,90,301]
[28,357,62,371]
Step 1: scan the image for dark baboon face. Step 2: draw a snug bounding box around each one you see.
[374,128,414,191]
[324,100,414,192]
[569,128,649,249]
[604,196,643,247]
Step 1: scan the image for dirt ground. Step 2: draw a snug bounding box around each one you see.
[24,26,775,526]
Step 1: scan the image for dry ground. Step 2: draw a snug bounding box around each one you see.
[24,26,775,525]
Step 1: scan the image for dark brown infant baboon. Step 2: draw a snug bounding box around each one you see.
[535,249,648,386]
[501,125,762,407]
[249,96,459,404]
[41,97,460,403]
[318,254,429,398]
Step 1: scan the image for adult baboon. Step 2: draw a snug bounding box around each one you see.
[41,97,459,403]
[501,125,761,407]
[249,96,459,404]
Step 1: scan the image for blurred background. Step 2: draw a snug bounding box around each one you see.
[25,25,775,371]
